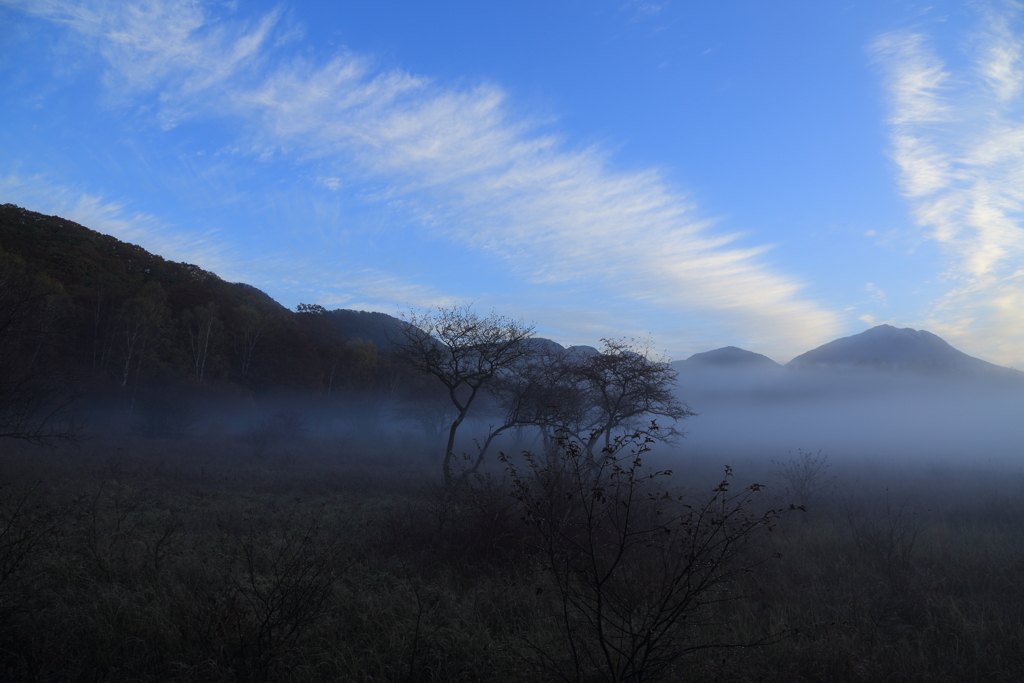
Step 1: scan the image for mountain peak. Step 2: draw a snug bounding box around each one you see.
[681,346,780,369]
[787,325,1002,372]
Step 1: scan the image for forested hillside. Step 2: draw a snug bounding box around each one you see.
[0,204,408,437]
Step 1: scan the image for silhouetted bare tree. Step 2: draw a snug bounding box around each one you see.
[182,301,222,382]
[233,304,272,379]
[392,303,535,487]
[488,338,694,461]
[569,338,694,457]
[117,283,167,388]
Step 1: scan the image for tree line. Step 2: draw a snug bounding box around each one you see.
[0,205,402,439]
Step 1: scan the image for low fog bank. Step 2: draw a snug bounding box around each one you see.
[64,364,1024,479]
[73,391,449,454]
[673,366,1024,467]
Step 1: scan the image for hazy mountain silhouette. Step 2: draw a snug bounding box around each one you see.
[565,345,600,357]
[678,346,781,369]
[787,324,1011,373]
[672,327,1022,412]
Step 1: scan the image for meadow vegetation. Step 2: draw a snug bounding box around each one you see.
[1,434,1021,682]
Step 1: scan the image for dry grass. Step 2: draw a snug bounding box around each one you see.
[0,437,1021,682]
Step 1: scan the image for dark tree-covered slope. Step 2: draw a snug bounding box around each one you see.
[0,204,396,400]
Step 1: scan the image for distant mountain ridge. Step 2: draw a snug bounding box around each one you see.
[679,346,780,369]
[787,324,1010,373]
[673,325,1015,376]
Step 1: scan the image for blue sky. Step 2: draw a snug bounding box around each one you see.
[2,0,1024,366]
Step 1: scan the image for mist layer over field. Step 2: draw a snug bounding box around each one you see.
[102,365,1021,481]
[670,366,1024,468]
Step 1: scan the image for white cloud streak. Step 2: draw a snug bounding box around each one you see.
[874,3,1024,366]
[6,0,842,355]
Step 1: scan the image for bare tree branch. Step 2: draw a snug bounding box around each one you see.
[391,303,536,488]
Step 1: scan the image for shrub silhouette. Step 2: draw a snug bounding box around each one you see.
[772,449,834,510]
[504,425,791,683]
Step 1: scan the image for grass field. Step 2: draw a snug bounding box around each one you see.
[1,435,1021,682]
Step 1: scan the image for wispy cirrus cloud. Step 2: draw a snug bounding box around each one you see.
[873,3,1024,366]
[5,0,842,356]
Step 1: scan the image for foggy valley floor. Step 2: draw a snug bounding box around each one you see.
[1,435,1023,682]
